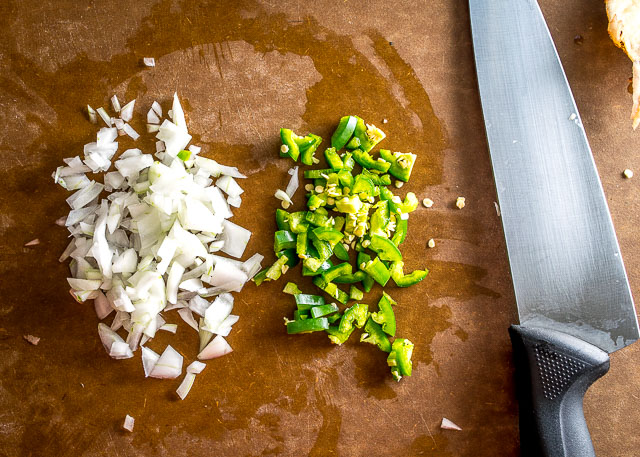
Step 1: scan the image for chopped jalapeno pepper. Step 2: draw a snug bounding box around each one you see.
[275,209,291,231]
[326,325,354,345]
[296,230,308,258]
[312,227,344,247]
[322,262,353,283]
[283,282,303,295]
[352,117,386,153]
[293,309,309,320]
[327,313,342,324]
[324,147,344,170]
[389,261,429,287]
[387,338,414,380]
[305,210,333,227]
[398,192,419,214]
[369,201,390,237]
[295,294,326,306]
[286,317,329,334]
[177,149,191,161]
[339,303,369,333]
[363,256,391,286]
[252,267,269,286]
[391,218,408,246]
[310,303,339,318]
[299,134,322,166]
[352,149,391,173]
[288,211,308,233]
[333,270,366,284]
[274,230,296,252]
[280,128,301,161]
[277,248,299,267]
[369,235,403,261]
[360,318,392,352]
[265,255,289,281]
[337,169,355,189]
[345,136,361,150]
[304,168,334,180]
[313,276,349,304]
[351,173,375,197]
[335,195,363,213]
[371,292,396,336]
[331,115,358,150]
[380,149,417,182]
[333,242,350,261]
[349,285,364,301]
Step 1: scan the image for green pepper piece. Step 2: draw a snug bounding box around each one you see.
[351,174,375,197]
[274,230,296,252]
[265,255,289,281]
[361,168,391,186]
[280,128,301,161]
[253,268,269,286]
[353,117,386,153]
[296,230,308,258]
[275,209,291,231]
[357,252,371,268]
[305,210,332,227]
[313,277,349,304]
[349,285,364,301]
[339,303,368,334]
[355,236,370,253]
[302,258,333,276]
[331,115,358,150]
[324,147,344,170]
[277,248,299,267]
[177,149,191,161]
[286,317,329,334]
[342,152,355,171]
[363,257,390,286]
[293,310,309,320]
[391,218,408,246]
[387,338,414,380]
[322,262,353,283]
[369,201,390,237]
[360,318,392,352]
[300,134,322,166]
[334,270,366,284]
[304,168,334,180]
[390,261,429,287]
[337,169,354,189]
[333,216,345,233]
[352,149,391,173]
[326,325,354,345]
[378,186,401,214]
[307,193,327,211]
[371,292,396,336]
[310,303,339,318]
[362,274,375,292]
[345,136,361,150]
[380,149,417,182]
[288,212,308,234]
[369,235,403,261]
[335,195,363,214]
[295,294,326,307]
[309,232,333,262]
[333,242,350,261]
[327,313,342,324]
[399,192,419,214]
[283,282,303,295]
[312,227,344,247]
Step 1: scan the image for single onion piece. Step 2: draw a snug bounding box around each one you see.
[159,323,178,333]
[187,360,206,374]
[171,92,187,131]
[87,105,97,124]
[98,323,133,359]
[147,109,160,124]
[123,415,135,432]
[219,220,251,258]
[111,95,121,113]
[198,335,232,360]
[109,340,133,358]
[94,290,113,320]
[440,418,462,431]
[148,345,183,379]
[120,100,136,122]
[227,195,241,208]
[178,307,199,332]
[123,123,140,141]
[285,166,299,198]
[188,145,201,154]
[24,238,40,247]
[274,189,292,204]
[176,372,196,400]
[151,101,162,117]
[96,107,112,126]
[141,345,160,377]
[143,57,156,67]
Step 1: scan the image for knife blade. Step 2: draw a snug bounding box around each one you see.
[469,0,639,456]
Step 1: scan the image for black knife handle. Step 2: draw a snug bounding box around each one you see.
[509,325,610,457]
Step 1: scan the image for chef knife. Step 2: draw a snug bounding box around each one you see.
[469,0,640,455]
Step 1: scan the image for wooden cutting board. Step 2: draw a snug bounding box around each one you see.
[1,0,639,455]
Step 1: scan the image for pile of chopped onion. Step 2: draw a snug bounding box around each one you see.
[54,93,261,400]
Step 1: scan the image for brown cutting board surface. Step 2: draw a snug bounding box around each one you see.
[2,0,640,455]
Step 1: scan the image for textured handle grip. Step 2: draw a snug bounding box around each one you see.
[509,325,610,457]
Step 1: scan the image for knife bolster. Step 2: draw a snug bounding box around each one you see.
[509,325,610,457]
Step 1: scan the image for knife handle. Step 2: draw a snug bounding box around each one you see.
[509,325,610,457]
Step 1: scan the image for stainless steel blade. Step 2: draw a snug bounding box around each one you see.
[470,0,639,353]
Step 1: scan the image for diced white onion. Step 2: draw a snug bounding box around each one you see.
[148,345,183,379]
[143,57,156,67]
[123,415,135,432]
[120,100,136,122]
[285,166,299,198]
[176,372,197,400]
[111,95,121,112]
[198,335,232,360]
